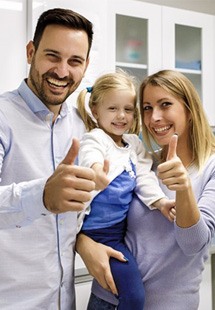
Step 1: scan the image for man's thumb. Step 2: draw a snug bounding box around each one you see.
[62,138,80,165]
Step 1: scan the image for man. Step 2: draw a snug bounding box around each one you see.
[0,8,95,309]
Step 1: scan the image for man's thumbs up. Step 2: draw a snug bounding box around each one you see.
[43,139,95,214]
[62,138,80,165]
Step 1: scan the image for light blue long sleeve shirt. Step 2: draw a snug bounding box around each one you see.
[0,80,85,309]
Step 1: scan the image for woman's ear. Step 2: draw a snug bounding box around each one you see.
[26,41,35,65]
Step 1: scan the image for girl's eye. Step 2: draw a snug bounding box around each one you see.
[125,108,134,113]
[108,107,116,111]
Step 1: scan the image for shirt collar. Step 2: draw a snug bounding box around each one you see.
[17,80,68,120]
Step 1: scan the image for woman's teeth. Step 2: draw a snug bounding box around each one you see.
[154,126,171,133]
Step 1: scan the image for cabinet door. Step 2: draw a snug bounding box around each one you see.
[107,0,162,84]
[162,7,215,126]
[0,0,27,93]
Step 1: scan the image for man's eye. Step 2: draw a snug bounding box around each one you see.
[46,54,59,61]
[69,59,84,66]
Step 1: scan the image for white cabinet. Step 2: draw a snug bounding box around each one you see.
[75,281,92,310]
[106,0,162,79]
[199,256,212,310]
[107,0,215,125]
[162,6,215,125]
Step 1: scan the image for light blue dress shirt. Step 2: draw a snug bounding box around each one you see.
[0,80,85,309]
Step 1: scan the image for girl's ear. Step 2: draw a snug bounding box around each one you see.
[91,106,98,120]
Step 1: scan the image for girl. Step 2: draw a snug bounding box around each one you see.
[77,70,175,310]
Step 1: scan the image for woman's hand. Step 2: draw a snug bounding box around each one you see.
[157,134,190,191]
[76,233,126,295]
[157,134,200,228]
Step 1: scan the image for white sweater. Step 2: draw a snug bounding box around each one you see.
[78,128,165,209]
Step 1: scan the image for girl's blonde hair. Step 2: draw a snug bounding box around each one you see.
[139,69,215,170]
[77,69,140,135]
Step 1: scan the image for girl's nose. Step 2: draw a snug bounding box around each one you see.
[117,110,126,118]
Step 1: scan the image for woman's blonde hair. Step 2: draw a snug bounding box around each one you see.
[139,69,215,170]
[77,69,140,135]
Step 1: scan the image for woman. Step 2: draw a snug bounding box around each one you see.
[77,70,215,310]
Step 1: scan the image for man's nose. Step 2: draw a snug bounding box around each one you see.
[53,61,70,78]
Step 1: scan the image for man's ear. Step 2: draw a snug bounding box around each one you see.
[26,41,35,65]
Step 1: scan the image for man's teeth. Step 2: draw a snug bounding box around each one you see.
[154,126,170,132]
[47,78,67,87]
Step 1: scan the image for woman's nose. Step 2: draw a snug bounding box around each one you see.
[151,108,162,122]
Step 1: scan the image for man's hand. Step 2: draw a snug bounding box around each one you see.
[43,138,95,213]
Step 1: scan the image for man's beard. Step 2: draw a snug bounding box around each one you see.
[28,62,76,106]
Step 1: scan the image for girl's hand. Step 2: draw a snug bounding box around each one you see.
[154,198,176,222]
[92,160,110,190]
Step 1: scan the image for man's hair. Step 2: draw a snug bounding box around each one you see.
[33,8,93,57]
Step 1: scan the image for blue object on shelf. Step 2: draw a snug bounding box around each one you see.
[175,60,201,70]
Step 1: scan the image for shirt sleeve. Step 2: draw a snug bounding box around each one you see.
[0,178,51,229]
[132,136,166,208]
[174,163,215,255]
[78,130,106,167]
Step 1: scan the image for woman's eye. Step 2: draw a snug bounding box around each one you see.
[162,101,172,107]
[143,105,152,111]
